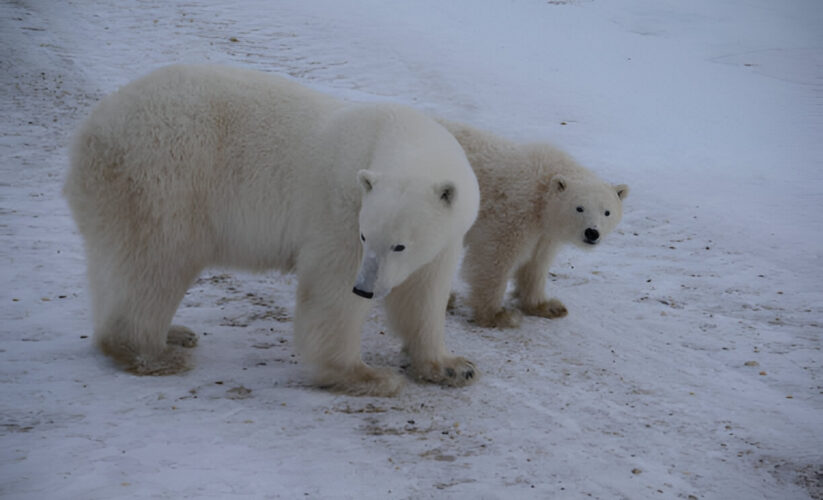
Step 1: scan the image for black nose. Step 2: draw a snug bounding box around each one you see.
[352,287,374,299]
[585,228,600,242]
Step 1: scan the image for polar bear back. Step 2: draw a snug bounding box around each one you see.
[66,65,347,272]
[66,65,478,275]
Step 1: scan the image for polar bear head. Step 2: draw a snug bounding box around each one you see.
[545,174,629,249]
[352,170,461,300]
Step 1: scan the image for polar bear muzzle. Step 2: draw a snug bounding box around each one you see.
[584,228,600,245]
[352,249,381,300]
[352,287,374,299]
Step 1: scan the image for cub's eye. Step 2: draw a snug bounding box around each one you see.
[392,244,406,252]
[605,210,611,217]
[360,233,365,242]
[576,206,584,213]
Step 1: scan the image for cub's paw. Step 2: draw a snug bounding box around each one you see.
[412,356,478,387]
[446,292,458,311]
[474,307,522,328]
[316,364,405,397]
[167,325,198,348]
[521,298,568,319]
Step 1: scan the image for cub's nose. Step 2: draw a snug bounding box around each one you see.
[585,228,600,243]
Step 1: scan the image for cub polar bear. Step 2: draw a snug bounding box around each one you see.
[441,121,629,328]
[65,65,480,396]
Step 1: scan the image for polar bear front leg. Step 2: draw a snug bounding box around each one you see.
[385,244,478,387]
[462,239,522,328]
[294,251,405,397]
[513,239,568,319]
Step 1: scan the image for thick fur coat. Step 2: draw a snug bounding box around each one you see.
[65,65,480,396]
[441,120,628,328]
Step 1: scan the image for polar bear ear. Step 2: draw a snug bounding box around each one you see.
[357,170,379,194]
[551,175,568,193]
[615,184,629,200]
[436,182,457,207]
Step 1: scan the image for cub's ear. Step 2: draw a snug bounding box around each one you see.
[551,175,568,193]
[436,182,457,207]
[357,170,379,193]
[615,184,629,200]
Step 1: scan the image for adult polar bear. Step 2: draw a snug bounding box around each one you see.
[65,64,480,396]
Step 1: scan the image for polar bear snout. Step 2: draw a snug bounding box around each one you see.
[584,228,600,245]
[352,287,374,299]
[353,249,383,300]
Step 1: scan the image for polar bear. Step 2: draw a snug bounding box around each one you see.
[64,65,480,396]
[441,120,628,328]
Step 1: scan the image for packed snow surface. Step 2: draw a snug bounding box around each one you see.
[1,1,821,498]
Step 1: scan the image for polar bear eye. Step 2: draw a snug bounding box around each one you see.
[392,245,406,252]
[605,210,611,217]
[576,206,584,213]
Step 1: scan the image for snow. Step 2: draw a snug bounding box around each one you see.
[1,0,821,498]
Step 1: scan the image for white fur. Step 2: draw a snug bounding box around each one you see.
[441,120,629,328]
[64,64,480,396]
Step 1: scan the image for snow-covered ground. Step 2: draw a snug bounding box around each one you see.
[2,0,821,498]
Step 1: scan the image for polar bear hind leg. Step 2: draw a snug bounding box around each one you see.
[87,242,202,375]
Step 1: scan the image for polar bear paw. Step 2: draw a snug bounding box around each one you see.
[167,324,199,347]
[316,364,406,397]
[446,292,458,311]
[412,356,478,387]
[474,307,522,329]
[131,348,193,376]
[521,298,568,319]
[99,332,194,376]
